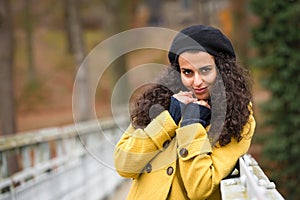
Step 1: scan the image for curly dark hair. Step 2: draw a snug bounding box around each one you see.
[130,52,252,146]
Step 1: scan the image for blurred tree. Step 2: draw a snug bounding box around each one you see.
[199,0,211,25]
[250,0,300,198]
[230,0,249,63]
[0,0,20,175]
[63,0,75,54]
[103,0,136,105]
[144,0,163,25]
[65,0,92,121]
[0,0,16,135]
[24,0,36,84]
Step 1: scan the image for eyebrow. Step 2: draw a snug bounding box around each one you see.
[199,65,214,68]
[180,64,214,70]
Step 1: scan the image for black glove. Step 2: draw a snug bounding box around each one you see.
[168,96,186,124]
[181,103,211,127]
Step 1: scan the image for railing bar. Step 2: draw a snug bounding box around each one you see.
[0,116,129,152]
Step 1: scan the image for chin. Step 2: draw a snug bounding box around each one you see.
[196,94,210,100]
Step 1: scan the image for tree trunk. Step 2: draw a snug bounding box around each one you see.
[65,0,91,121]
[63,0,74,54]
[0,0,20,176]
[24,0,36,83]
[145,0,163,25]
[0,0,16,135]
[231,0,249,63]
[199,0,211,25]
[103,0,134,105]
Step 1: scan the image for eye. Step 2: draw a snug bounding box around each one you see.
[181,69,193,76]
[199,66,212,75]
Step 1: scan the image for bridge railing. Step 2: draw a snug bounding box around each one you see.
[221,154,285,200]
[0,116,129,200]
[0,115,285,200]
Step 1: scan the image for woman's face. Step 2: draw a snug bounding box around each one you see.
[178,51,217,100]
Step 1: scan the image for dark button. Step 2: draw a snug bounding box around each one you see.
[166,166,174,175]
[163,140,170,149]
[145,163,152,173]
[179,148,188,158]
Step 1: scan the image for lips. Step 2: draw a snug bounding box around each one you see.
[193,87,207,95]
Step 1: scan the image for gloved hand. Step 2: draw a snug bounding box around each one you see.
[168,91,196,124]
[168,91,211,127]
[168,96,185,124]
[180,102,211,127]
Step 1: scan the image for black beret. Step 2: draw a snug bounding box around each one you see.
[168,25,236,65]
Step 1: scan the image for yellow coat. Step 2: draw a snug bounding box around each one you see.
[114,108,255,200]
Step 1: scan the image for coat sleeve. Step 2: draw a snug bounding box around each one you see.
[114,110,178,178]
[176,111,256,200]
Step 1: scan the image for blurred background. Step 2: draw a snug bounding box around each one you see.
[0,0,299,199]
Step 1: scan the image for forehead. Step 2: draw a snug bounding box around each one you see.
[178,51,215,68]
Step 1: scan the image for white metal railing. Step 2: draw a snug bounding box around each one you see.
[0,115,129,200]
[1,114,285,200]
[221,154,285,200]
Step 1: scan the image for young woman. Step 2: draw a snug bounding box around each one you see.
[114,25,256,200]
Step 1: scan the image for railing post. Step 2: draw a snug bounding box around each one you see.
[221,154,285,200]
[0,116,129,200]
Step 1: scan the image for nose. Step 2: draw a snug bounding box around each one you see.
[193,73,203,87]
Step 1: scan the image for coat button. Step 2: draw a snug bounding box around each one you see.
[179,148,188,158]
[163,140,170,149]
[145,163,152,173]
[166,166,174,176]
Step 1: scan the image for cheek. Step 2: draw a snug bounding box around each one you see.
[203,71,217,84]
[181,76,192,88]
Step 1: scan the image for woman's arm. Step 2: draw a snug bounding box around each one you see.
[176,112,255,200]
[114,110,178,178]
